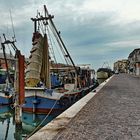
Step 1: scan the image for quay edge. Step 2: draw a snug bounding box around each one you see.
[28,76,113,140]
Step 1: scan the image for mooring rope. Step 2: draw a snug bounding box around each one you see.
[24,97,60,140]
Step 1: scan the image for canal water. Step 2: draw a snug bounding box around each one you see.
[0,105,60,140]
[0,79,101,140]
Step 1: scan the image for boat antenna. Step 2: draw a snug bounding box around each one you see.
[9,9,16,42]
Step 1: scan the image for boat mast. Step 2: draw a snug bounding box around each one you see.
[31,11,53,88]
[1,34,20,87]
[31,5,79,87]
[0,34,15,84]
[1,34,25,124]
[31,16,53,33]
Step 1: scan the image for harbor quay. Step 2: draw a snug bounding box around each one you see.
[28,74,140,140]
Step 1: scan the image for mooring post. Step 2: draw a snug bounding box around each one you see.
[15,50,25,125]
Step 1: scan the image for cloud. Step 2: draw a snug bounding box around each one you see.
[0,0,140,70]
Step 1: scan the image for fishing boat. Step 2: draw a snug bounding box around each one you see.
[97,67,113,79]
[0,36,15,105]
[22,5,97,114]
[97,62,113,79]
[97,68,110,79]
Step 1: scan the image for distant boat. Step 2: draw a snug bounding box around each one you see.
[97,62,114,79]
[97,68,108,79]
[22,5,98,114]
[97,68,111,79]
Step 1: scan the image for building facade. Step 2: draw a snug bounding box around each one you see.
[0,53,15,70]
[114,59,129,73]
[128,48,140,76]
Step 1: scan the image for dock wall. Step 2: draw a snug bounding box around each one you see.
[28,76,113,140]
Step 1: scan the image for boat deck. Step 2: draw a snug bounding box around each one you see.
[28,73,140,140]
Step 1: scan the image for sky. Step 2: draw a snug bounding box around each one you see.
[0,0,140,70]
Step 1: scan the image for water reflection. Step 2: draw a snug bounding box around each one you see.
[22,112,58,139]
[0,105,61,140]
[0,105,14,140]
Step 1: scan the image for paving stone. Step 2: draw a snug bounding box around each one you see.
[53,74,140,140]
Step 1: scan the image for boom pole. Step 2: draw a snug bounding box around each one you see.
[44,5,79,76]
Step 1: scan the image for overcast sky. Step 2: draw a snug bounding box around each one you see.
[0,0,140,70]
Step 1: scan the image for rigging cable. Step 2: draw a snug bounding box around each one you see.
[46,25,57,63]
[38,20,45,35]
[45,6,76,70]
[9,9,16,41]
[37,10,71,66]
[49,33,66,65]
[48,23,69,65]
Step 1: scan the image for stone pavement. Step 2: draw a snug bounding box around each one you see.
[53,74,140,140]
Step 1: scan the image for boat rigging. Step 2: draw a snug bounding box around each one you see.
[23,5,97,115]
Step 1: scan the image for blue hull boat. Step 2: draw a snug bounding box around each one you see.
[0,94,13,105]
[22,5,98,114]
[22,86,88,114]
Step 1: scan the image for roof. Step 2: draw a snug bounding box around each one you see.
[128,48,140,58]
